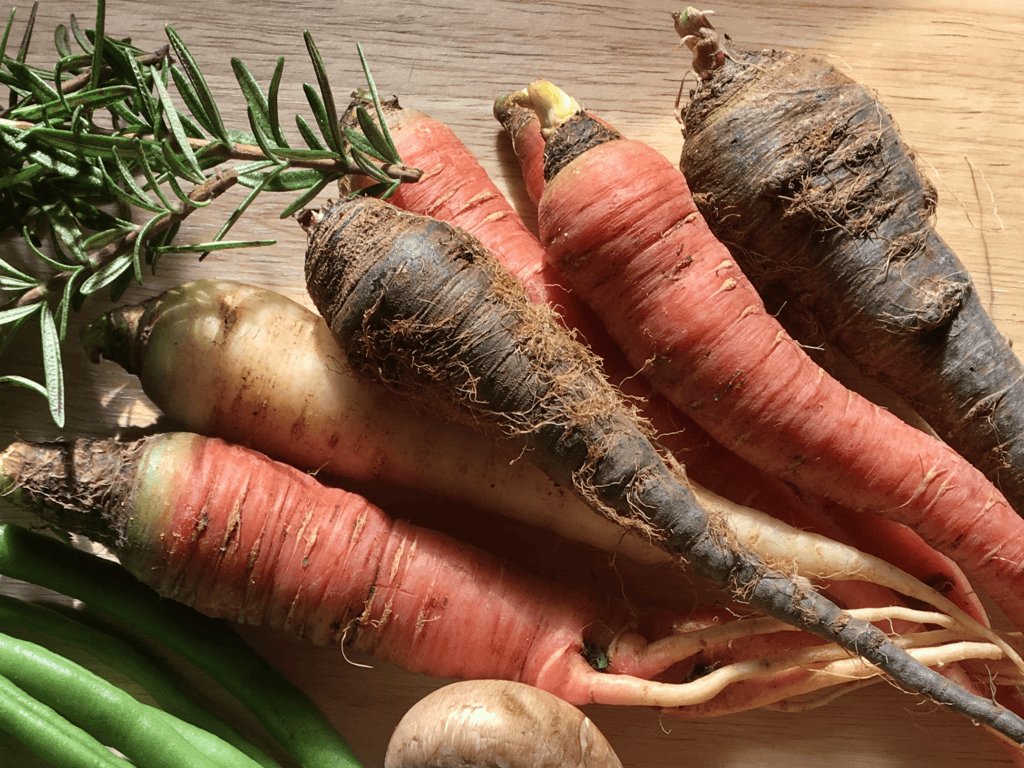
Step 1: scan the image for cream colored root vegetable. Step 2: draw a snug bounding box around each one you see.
[384,680,624,768]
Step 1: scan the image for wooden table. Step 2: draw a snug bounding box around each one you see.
[2,0,1023,765]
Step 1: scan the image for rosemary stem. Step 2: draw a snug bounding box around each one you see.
[12,170,241,309]
[0,120,422,183]
[60,47,172,95]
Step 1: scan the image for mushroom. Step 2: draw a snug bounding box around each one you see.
[384,679,624,767]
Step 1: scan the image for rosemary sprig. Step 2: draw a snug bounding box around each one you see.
[0,1,420,427]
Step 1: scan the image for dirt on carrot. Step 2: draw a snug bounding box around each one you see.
[3,431,982,717]
[299,193,1024,742]
[499,78,1024,659]
[674,13,1024,514]
[361,97,990,631]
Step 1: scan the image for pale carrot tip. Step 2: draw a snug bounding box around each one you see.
[521,80,582,138]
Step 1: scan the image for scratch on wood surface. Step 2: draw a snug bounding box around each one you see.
[966,155,1005,312]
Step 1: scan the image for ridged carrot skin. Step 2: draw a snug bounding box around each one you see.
[0,432,855,714]
[528,107,1024,634]
[371,103,953,595]
[302,193,1024,739]
[484,101,985,623]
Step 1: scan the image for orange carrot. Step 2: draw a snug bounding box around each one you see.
[504,80,1024,638]
[2,432,975,716]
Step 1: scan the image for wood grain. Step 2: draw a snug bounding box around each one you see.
[1,1,1022,766]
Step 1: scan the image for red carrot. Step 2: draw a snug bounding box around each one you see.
[2,432,977,717]
[371,98,984,626]
[82,279,996,642]
[492,96,547,205]
[300,191,1024,740]
[502,79,1024,639]
[355,100,917,570]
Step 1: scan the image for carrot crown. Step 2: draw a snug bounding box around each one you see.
[502,80,581,138]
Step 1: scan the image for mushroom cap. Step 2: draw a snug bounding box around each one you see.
[384,679,624,768]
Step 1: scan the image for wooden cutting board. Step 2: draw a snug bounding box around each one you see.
[2,0,1022,765]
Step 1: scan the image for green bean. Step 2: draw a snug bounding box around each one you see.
[0,672,129,768]
[0,522,362,768]
[149,706,273,768]
[0,593,281,768]
[0,629,232,768]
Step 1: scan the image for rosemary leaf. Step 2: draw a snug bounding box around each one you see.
[6,59,61,102]
[151,63,205,183]
[14,1,37,67]
[302,31,343,155]
[0,163,43,189]
[56,266,85,340]
[158,138,204,186]
[7,83,134,122]
[162,169,202,208]
[0,375,47,399]
[107,40,159,127]
[168,63,213,137]
[81,225,134,252]
[354,179,401,200]
[352,105,392,163]
[350,146,388,183]
[41,203,89,266]
[68,13,93,54]
[135,147,173,210]
[1,8,17,65]
[279,173,333,219]
[22,126,159,159]
[53,23,72,59]
[88,0,105,91]
[238,166,325,192]
[79,250,132,295]
[132,209,170,278]
[39,301,65,427]
[109,147,165,212]
[301,81,337,154]
[357,42,397,161]
[295,111,326,152]
[231,58,274,142]
[245,104,281,164]
[202,172,279,252]
[0,303,42,326]
[0,255,35,282]
[268,56,288,148]
[164,25,227,142]
[157,239,276,254]
[0,275,36,291]
[22,224,75,271]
